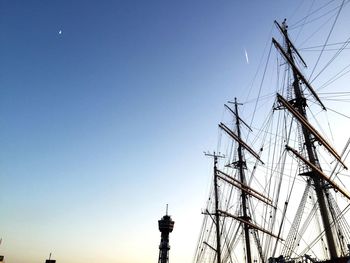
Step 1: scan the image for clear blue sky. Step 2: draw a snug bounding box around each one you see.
[1,1,349,263]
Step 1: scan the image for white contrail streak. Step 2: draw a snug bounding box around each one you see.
[244,48,249,64]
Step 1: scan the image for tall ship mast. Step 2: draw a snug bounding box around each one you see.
[194,5,350,263]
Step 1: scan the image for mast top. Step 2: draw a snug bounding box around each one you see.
[281,18,287,32]
[228,97,243,106]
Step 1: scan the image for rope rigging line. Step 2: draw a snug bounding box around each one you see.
[299,203,350,256]
[298,12,335,49]
[307,107,331,145]
[322,98,350,103]
[317,62,350,91]
[292,2,344,32]
[302,47,350,52]
[329,138,350,187]
[242,92,275,105]
[289,0,338,29]
[300,40,350,50]
[326,113,335,146]
[249,43,273,128]
[318,91,350,96]
[309,0,346,80]
[289,0,307,22]
[244,24,274,107]
[325,106,350,120]
[319,92,350,99]
[293,0,316,42]
[311,36,350,85]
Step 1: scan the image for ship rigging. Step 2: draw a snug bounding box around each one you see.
[194,3,350,263]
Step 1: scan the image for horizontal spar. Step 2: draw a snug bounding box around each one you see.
[286,145,350,200]
[272,38,325,110]
[219,122,264,164]
[277,93,347,170]
[274,20,307,68]
[203,241,217,252]
[218,210,283,240]
[217,169,275,208]
[224,104,253,132]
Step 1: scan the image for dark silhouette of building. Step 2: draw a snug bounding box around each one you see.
[158,206,174,263]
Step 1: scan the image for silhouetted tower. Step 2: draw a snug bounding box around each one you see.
[45,253,56,263]
[158,205,174,263]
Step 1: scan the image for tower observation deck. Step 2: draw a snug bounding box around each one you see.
[158,205,174,263]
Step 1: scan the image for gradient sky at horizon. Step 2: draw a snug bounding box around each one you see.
[1,1,350,263]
